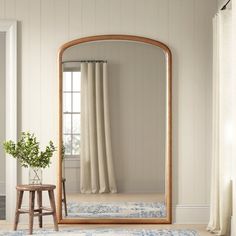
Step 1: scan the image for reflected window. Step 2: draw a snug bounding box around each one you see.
[63,71,81,157]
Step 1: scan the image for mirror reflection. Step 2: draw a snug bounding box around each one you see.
[61,40,167,219]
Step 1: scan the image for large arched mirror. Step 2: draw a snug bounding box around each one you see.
[58,35,172,224]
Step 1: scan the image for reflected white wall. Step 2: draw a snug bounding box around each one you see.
[63,41,166,194]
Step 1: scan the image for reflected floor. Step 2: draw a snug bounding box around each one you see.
[64,193,166,218]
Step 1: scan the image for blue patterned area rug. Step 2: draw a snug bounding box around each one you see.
[67,202,166,218]
[0,228,198,236]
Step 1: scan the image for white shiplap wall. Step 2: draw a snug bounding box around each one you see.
[0,0,217,223]
[0,32,5,196]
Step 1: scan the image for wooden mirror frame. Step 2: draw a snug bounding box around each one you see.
[57,35,172,224]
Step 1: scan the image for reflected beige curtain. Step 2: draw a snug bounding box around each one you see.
[207,11,232,236]
[80,62,117,194]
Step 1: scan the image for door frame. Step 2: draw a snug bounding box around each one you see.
[0,20,17,222]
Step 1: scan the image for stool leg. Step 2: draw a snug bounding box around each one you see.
[37,191,42,228]
[62,180,68,216]
[29,191,35,235]
[48,190,58,231]
[14,190,24,231]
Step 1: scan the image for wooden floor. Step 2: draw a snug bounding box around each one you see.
[0,222,212,235]
[67,193,165,202]
[0,196,5,220]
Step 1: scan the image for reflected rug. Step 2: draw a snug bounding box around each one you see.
[0,228,199,235]
[66,202,166,218]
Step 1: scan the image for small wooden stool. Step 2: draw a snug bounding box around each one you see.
[14,184,58,235]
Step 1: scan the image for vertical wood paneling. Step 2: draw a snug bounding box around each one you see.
[48,0,69,188]
[54,0,69,43]
[82,0,95,36]
[5,0,15,19]
[53,0,69,185]
[15,0,30,205]
[192,0,206,204]
[0,0,218,208]
[109,0,121,33]
[156,0,170,42]
[15,0,30,133]
[68,0,83,39]
[0,32,6,192]
[135,0,169,40]
[28,0,41,137]
[41,0,52,141]
[0,0,5,18]
[169,0,195,204]
[53,0,69,134]
[205,0,217,205]
[120,0,135,34]
[134,0,157,37]
[194,0,216,204]
[41,0,54,140]
[41,0,57,185]
[94,0,109,34]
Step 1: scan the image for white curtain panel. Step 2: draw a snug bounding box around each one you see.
[232,1,236,234]
[80,62,117,194]
[231,1,236,233]
[208,11,233,236]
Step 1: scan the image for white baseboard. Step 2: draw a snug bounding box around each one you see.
[231,216,235,236]
[173,204,210,224]
[0,181,5,195]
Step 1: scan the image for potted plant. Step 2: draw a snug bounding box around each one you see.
[3,132,56,185]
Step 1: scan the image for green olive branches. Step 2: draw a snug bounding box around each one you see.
[3,132,56,168]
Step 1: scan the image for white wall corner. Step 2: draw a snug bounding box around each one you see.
[0,181,5,195]
[173,204,210,224]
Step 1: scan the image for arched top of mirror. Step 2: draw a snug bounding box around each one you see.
[58,35,172,60]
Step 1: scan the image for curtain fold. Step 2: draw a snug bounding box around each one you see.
[231,1,236,234]
[80,62,117,194]
[208,11,232,236]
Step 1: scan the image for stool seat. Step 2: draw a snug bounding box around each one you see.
[16,184,56,191]
[14,184,58,235]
